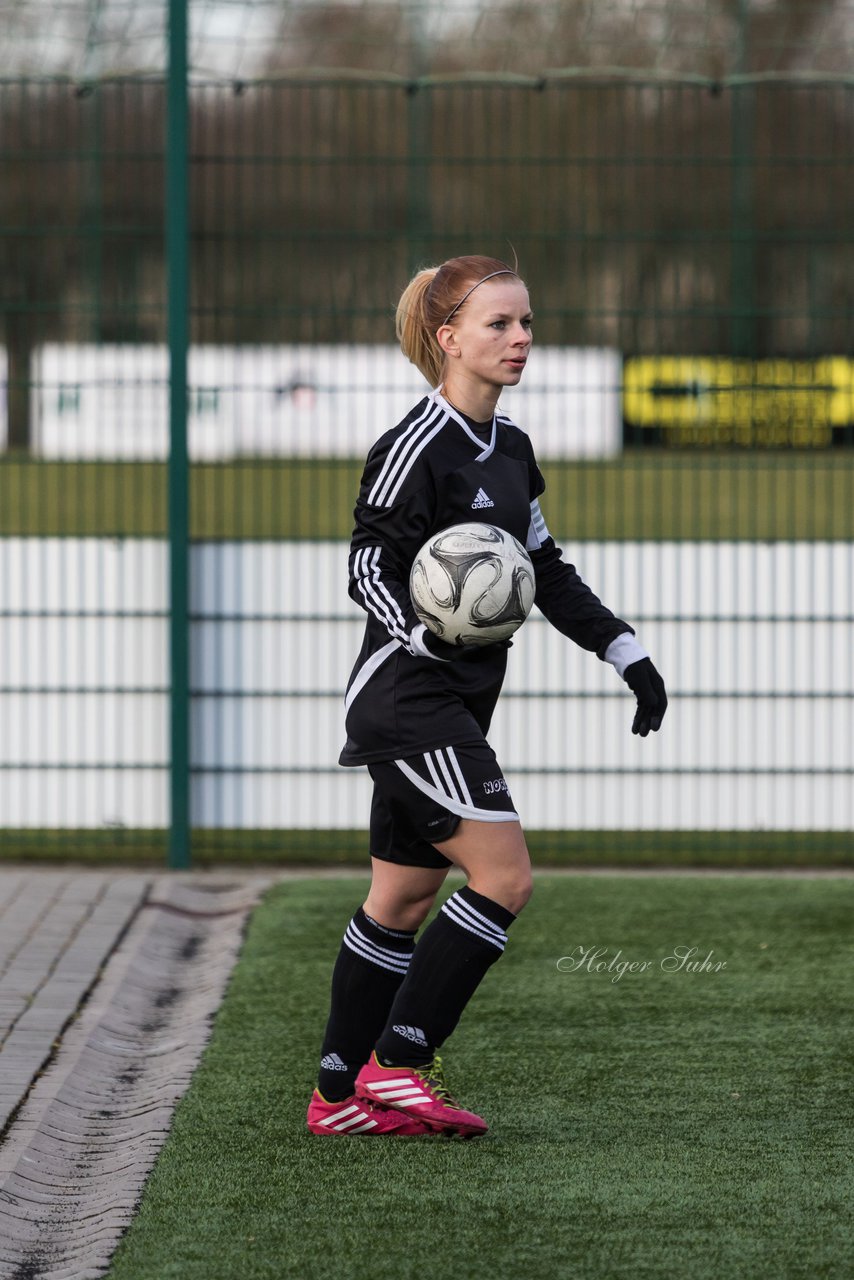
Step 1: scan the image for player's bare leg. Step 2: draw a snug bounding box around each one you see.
[432,817,533,915]
[364,859,449,932]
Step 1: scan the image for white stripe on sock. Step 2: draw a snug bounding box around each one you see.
[441,893,507,951]
[447,891,507,939]
[344,927,412,975]
[347,921,414,966]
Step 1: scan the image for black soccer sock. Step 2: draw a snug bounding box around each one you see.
[374,886,516,1068]
[317,906,416,1101]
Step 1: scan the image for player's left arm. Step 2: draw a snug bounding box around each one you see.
[527,498,668,737]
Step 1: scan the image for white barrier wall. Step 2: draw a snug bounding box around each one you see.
[1,538,852,831]
[28,345,623,460]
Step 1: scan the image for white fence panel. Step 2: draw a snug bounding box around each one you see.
[1,538,851,831]
[31,345,622,460]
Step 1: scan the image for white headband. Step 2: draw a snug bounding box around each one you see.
[441,270,517,325]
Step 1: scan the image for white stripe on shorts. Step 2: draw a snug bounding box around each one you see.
[422,748,475,809]
[434,749,464,805]
[393,757,518,824]
[445,747,474,807]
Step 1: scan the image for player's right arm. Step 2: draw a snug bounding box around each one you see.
[347,430,457,661]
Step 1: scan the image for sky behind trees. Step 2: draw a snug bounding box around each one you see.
[2,0,853,80]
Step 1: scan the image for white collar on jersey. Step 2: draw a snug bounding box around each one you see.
[429,388,496,462]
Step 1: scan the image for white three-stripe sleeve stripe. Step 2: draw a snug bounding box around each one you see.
[353,547,405,636]
[369,405,448,508]
[354,547,410,642]
[366,400,438,506]
[441,892,507,950]
[530,499,549,541]
[384,418,449,506]
[367,402,443,507]
[344,923,412,974]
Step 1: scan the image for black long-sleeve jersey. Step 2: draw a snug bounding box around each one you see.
[339,390,634,766]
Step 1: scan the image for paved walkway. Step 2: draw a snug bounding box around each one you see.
[0,869,268,1280]
[0,872,151,1138]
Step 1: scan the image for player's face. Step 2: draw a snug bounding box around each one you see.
[441,278,533,391]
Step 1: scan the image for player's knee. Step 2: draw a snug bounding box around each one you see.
[508,869,534,915]
[498,841,534,914]
[366,890,436,933]
[396,893,438,931]
[472,867,532,916]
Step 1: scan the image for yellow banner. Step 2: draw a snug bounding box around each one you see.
[623,357,854,447]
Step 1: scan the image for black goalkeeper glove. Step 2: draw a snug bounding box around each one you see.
[624,658,668,737]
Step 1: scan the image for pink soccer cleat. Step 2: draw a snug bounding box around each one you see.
[306,1089,433,1136]
[354,1051,488,1137]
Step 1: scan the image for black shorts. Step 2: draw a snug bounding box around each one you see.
[368,742,518,869]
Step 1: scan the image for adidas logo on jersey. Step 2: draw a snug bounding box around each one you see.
[320,1052,349,1072]
[392,1024,428,1047]
[471,487,495,509]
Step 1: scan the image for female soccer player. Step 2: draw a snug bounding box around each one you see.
[307,255,667,1138]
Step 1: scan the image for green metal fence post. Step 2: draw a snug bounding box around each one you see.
[167,0,190,868]
[406,8,431,273]
[730,0,757,357]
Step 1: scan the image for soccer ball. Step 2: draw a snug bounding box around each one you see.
[409,522,536,647]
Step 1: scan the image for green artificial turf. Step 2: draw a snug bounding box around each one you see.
[106,874,854,1280]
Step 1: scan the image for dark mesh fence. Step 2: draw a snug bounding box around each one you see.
[1,74,852,863]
